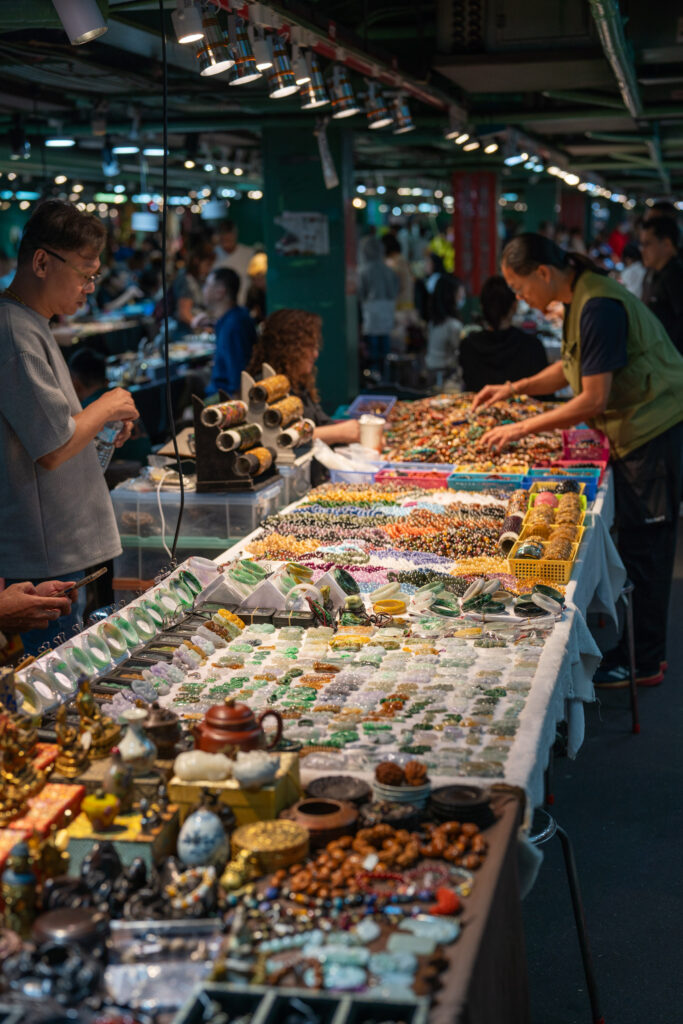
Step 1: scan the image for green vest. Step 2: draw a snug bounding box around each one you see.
[562,270,683,457]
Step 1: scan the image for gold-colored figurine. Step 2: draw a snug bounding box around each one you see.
[219,848,260,891]
[76,680,121,760]
[0,711,45,826]
[55,704,90,779]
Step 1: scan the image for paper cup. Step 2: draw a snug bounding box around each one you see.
[358,414,385,452]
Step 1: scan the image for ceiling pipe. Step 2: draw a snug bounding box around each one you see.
[474,105,683,125]
[587,0,670,191]
[542,90,626,111]
[586,131,650,144]
[587,0,642,119]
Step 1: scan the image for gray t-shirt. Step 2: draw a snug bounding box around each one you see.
[0,296,121,577]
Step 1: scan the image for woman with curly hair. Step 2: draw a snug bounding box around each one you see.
[247,309,359,445]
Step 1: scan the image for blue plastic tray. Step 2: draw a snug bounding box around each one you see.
[447,471,526,493]
[346,394,397,419]
[524,467,599,501]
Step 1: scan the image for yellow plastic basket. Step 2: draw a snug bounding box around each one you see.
[508,527,585,585]
[518,517,585,541]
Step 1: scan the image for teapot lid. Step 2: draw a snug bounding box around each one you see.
[205,698,255,727]
[145,701,178,727]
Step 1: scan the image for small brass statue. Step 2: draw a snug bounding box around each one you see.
[219,848,260,891]
[0,711,45,826]
[76,680,121,760]
[55,704,90,779]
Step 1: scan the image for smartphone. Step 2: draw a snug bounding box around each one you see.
[95,420,124,471]
[58,566,109,594]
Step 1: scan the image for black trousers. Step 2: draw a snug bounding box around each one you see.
[610,420,683,671]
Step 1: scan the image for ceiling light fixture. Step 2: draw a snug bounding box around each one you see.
[46,136,76,148]
[51,0,107,44]
[228,15,262,85]
[364,81,393,129]
[300,51,329,109]
[204,162,214,172]
[329,65,360,119]
[463,140,480,152]
[184,158,196,169]
[54,174,67,185]
[444,108,465,141]
[391,94,415,134]
[484,142,498,154]
[266,35,298,98]
[196,13,234,76]
[172,0,204,45]
[454,133,469,146]
[291,43,310,85]
[220,165,230,174]
[250,26,272,71]
[143,147,166,157]
[112,144,140,155]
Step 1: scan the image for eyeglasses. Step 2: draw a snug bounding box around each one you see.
[41,248,102,285]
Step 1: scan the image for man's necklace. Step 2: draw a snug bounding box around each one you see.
[3,287,28,307]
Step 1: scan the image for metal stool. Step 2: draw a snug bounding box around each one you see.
[620,580,640,734]
[530,809,605,1024]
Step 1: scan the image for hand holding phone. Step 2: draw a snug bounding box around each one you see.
[57,566,109,595]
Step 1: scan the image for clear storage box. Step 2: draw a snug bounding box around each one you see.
[112,479,283,546]
[111,480,283,599]
[278,457,313,506]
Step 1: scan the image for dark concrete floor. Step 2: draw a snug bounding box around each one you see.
[522,525,683,1024]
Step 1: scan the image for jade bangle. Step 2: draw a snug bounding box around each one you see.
[156,587,182,617]
[370,582,401,602]
[98,621,127,659]
[169,577,194,608]
[127,606,157,641]
[112,614,140,649]
[140,599,165,628]
[83,631,113,669]
[64,643,96,678]
[179,568,203,595]
[45,658,78,695]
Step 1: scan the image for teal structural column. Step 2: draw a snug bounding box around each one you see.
[261,124,358,413]
[523,179,559,232]
[223,195,266,247]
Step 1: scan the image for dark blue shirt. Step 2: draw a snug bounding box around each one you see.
[207,305,257,397]
[579,298,628,376]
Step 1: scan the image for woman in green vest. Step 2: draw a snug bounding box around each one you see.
[472,232,683,688]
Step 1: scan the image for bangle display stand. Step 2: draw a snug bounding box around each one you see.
[241,364,314,467]
[192,392,278,494]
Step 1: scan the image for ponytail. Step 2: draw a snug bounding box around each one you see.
[502,233,602,276]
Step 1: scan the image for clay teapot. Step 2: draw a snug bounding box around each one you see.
[192,698,283,757]
[143,702,181,760]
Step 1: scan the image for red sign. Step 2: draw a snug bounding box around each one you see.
[452,171,499,295]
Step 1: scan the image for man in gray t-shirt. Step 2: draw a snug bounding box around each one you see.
[0,200,139,653]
